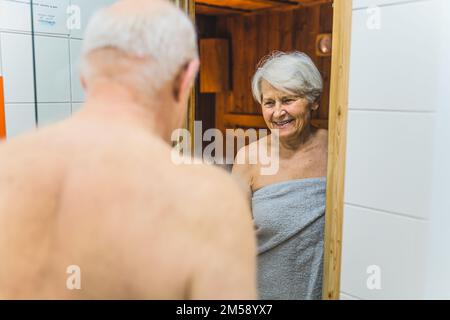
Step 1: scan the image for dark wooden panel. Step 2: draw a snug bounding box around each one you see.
[196,3,333,138]
[196,4,249,15]
[196,15,219,146]
[200,39,230,93]
[196,0,285,11]
[195,14,217,38]
[195,0,331,13]
[217,2,332,116]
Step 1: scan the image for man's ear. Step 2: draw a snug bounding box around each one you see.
[173,58,200,102]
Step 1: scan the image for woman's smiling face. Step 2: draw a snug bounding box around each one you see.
[260,80,317,139]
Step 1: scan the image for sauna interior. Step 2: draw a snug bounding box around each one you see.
[194,0,334,162]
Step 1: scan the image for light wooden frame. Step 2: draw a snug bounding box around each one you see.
[188,0,353,300]
[322,0,352,300]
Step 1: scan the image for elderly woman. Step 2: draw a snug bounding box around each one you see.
[232,51,328,300]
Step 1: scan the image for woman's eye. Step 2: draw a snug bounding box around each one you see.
[264,102,274,107]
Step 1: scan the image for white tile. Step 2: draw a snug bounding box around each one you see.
[352,0,429,10]
[0,34,2,73]
[341,205,428,299]
[344,110,435,219]
[0,0,31,32]
[69,39,84,102]
[34,35,71,103]
[340,292,361,300]
[4,103,36,138]
[37,103,71,127]
[0,32,35,103]
[349,0,444,112]
[33,0,71,35]
[71,102,83,113]
[70,0,117,39]
[424,0,450,300]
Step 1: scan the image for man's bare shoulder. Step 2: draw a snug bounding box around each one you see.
[172,163,256,299]
[0,129,60,179]
[177,163,251,216]
[0,130,39,157]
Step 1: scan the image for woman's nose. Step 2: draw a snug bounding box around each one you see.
[273,105,286,118]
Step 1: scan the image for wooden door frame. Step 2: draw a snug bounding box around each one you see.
[322,0,352,300]
[187,0,353,300]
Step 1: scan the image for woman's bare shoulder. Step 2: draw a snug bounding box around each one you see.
[314,128,329,146]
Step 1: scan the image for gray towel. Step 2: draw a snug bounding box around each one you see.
[252,177,326,300]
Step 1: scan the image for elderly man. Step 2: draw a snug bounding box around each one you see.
[0,0,256,299]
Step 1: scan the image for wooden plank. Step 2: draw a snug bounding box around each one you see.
[311,118,328,130]
[322,0,353,300]
[215,16,232,135]
[223,114,267,129]
[196,15,218,40]
[280,9,293,51]
[194,0,332,15]
[229,15,246,114]
[200,39,230,93]
[243,14,258,114]
[196,4,246,15]
[196,0,276,11]
[244,0,331,15]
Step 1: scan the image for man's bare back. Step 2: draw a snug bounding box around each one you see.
[0,105,257,299]
[0,0,257,300]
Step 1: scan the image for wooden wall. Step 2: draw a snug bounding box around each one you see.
[196,1,333,134]
[195,15,217,150]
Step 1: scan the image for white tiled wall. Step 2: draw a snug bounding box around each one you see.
[71,102,83,114]
[425,0,450,299]
[342,0,450,300]
[349,0,442,112]
[35,35,71,103]
[0,0,32,32]
[341,205,428,299]
[339,292,360,300]
[4,103,36,138]
[69,38,84,102]
[0,0,116,138]
[0,32,34,103]
[345,111,434,220]
[70,0,116,39]
[34,0,71,36]
[37,103,72,126]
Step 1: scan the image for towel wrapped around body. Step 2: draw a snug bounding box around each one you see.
[252,177,326,300]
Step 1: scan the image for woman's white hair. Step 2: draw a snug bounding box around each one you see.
[251,51,323,104]
[81,0,198,92]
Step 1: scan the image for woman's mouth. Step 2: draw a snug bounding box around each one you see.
[272,119,295,129]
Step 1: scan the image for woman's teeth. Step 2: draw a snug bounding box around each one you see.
[274,119,294,127]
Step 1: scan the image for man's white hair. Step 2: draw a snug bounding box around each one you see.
[81,0,198,92]
[251,51,323,104]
